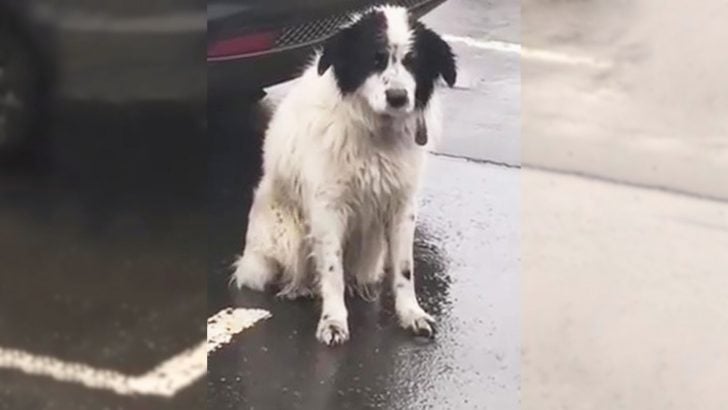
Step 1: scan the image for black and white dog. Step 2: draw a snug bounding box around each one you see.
[233,5,456,346]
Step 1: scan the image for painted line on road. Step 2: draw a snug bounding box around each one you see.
[208,308,271,354]
[0,342,206,397]
[0,308,270,397]
[442,34,612,69]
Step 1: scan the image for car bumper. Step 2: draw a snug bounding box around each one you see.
[207,0,447,97]
[208,43,313,98]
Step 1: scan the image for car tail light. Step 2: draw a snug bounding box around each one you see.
[207,31,279,59]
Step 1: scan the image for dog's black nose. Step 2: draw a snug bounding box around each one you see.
[385,89,408,108]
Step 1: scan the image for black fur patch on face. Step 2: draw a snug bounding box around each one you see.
[406,21,457,109]
[318,11,389,94]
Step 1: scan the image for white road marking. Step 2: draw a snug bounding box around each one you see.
[0,342,205,397]
[442,34,522,54]
[442,34,612,69]
[207,308,271,354]
[0,308,270,397]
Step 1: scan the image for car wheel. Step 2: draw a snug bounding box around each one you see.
[0,22,41,156]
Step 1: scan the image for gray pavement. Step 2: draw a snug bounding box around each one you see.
[521,1,728,408]
[422,0,519,43]
[522,0,728,200]
[522,167,728,410]
[423,0,520,167]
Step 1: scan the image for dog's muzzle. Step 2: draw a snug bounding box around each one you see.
[385,89,409,108]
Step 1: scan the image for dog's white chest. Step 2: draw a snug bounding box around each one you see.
[334,145,419,218]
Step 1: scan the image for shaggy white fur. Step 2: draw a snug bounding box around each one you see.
[233,6,446,345]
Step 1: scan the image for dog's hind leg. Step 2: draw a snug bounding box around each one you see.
[231,252,278,291]
[276,240,315,300]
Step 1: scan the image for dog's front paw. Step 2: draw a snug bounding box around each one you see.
[316,316,349,346]
[398,306,436,339]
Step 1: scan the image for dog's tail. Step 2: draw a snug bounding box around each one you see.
[230,252,277,292]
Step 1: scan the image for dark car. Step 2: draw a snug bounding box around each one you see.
[1,0,446,154]
[207,0,446,99]
[0,0,204,155]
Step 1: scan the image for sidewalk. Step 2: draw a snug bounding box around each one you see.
[523,168,728,409]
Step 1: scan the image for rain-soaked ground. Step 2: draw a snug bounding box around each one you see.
[521,0,728,200]
[0,102,207,409]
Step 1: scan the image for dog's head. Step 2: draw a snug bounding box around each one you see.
[317,5,456,117]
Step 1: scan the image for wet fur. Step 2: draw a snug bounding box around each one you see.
[232,6,456,345]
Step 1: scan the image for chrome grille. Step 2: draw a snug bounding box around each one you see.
[274,13,350,49]
[273,0,431,50]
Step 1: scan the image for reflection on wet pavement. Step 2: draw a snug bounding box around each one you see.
[0,102,206,409]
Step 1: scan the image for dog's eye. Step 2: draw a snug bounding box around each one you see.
[402,51,415,67]
[374,51,388,69]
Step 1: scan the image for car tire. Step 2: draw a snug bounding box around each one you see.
[0,20,42,158]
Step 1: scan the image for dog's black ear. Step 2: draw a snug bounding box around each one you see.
[415,115,428,146]
[424,28,456,87]
[318,31,342,75]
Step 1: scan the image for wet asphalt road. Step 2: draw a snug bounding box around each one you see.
[208,1,520,409]
[423,0,519,166]
[0,102,207,409]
